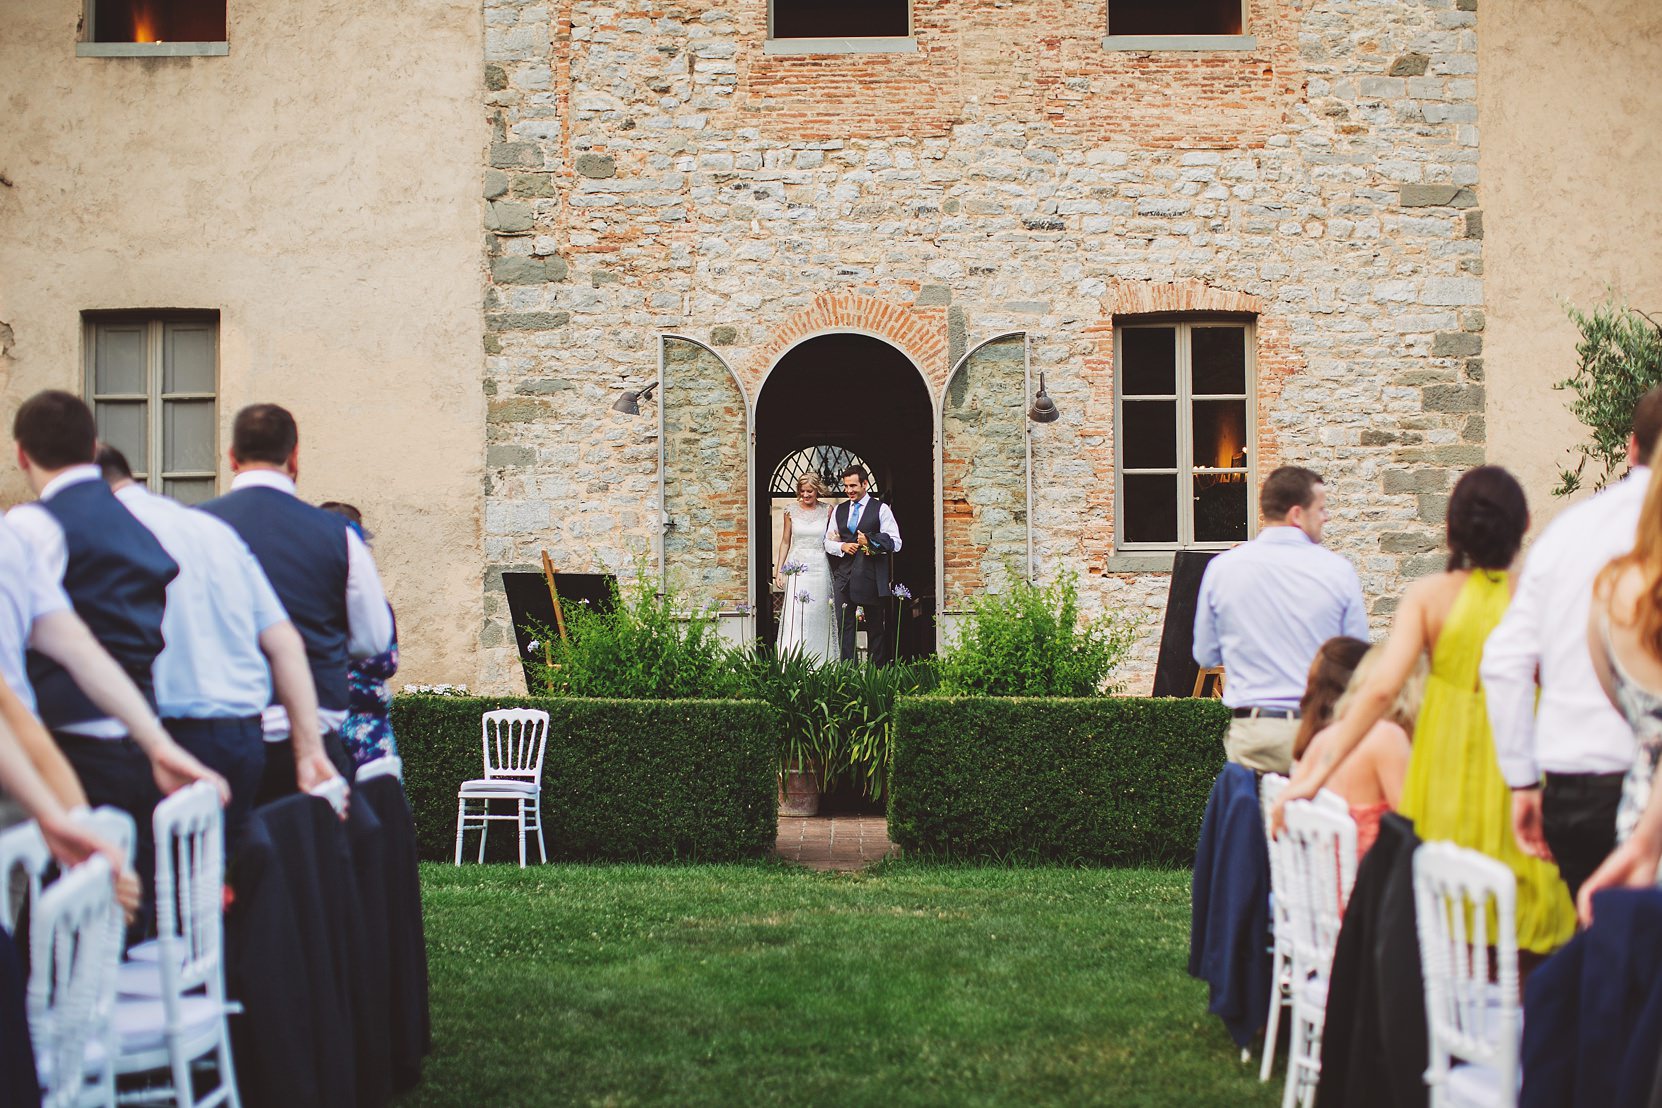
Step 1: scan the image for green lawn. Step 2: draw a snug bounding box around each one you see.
[403,861,1280,1108]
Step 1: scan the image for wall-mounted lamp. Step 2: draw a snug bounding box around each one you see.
[1027,373,1059,423]
[611,381,659,416]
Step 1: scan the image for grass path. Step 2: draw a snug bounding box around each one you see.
[404,861,1279,1107]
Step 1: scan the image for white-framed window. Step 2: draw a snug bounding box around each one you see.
[84,312,220,504]
[78,0,228,57]
[1115,319,1255,550]
[765,0,916,54]
[1104,0,1256,51]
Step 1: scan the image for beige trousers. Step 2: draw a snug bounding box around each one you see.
[1224,716,1299,775]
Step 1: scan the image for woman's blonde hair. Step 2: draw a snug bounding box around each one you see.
[1596,436,1662,660]
[795,471,829,497]
[1335,645,1426,735]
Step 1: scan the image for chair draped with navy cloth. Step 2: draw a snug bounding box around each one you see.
[1189,761,1272,1048]
[1522,887,1662,1108]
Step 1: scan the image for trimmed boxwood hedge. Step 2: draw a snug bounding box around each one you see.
[888,697,1231,865]
[390,696,778,862]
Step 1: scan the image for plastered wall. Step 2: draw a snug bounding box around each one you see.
[1480,0,1662,516]
[0,1,488,687]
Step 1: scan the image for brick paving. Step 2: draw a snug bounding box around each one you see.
[775,815,897,871]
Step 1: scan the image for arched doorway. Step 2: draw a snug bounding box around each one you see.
[754,333,937,660]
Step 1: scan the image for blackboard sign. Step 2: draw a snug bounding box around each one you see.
[501,571,615,692]
[1151,550,1220,697]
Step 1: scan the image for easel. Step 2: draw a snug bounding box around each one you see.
[1192,667,1225,699]
[540,550,569,667]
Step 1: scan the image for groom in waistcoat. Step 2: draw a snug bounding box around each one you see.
[200,404,394,804]
[825,464,902,666]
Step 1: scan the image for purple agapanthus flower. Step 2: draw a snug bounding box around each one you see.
[795,589,813,604]
[892,583,913,600]
[781,560,808,576]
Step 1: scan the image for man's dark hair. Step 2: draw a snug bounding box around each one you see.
[1633,387,1662,460]
[318,501,362,526]
[1259,466,1323,520]
[1446,465,1528,572]
[13,391,96,470]
[231,404,298,466]
[94,442,135,483]
[839,464,870,485]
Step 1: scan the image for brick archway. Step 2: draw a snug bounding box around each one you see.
[749,292,949,394]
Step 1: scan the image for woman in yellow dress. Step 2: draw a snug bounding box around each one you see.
[1275,465,1575,956]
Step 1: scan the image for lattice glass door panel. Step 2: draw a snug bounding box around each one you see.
[660,338,750,608]
[940,334,1028,610]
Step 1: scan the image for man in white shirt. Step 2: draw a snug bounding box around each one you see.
[1482,388,1662,898]
[199,404,394,801]
[1194,465,1371,773]
[97,445,342,848]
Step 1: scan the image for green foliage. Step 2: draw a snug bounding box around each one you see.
[1554,296,1662,496]
[391,695,776,862]
[888,696,1231,865]
[935,573,1139,696]
[738,651,938,798]
[416,863,1280,1107]
[527,572,747,700]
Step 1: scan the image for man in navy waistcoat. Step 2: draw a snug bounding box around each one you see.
[824,464,903,666]
[7,391,229,919]
[200,404,393,805]
[99,444,339,852]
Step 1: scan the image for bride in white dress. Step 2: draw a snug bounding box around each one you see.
[775,472,835,663]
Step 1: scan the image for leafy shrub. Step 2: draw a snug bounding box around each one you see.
[391,695,777,862]
[739,650,937,799]
[1555,296,1662,496]
[528,573,746,700]
[888,696,1231,865]
[935,573,1139,697]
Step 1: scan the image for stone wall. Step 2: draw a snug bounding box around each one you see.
[943,334,1029,606]
[662,337,750,604]
[478,0,1485,690]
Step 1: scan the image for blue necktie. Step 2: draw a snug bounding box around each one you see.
[847,499,862,539]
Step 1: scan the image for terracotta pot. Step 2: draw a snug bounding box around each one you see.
[779,763,821,817]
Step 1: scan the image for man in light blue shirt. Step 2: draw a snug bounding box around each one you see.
[99,445,340,848]
[1193,465,1371,773]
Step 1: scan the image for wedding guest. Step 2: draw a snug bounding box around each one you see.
[321,502,401,768]
[1276,466,1575,957]
[1293,645,1422,861]
[200,404,394,800]
[6,391,227,915]
[98,444,339,847]
[1580,436,1662,922]
[1483,387,1662,899]
[1291,636,1370,761]
[1194,466,1370,774]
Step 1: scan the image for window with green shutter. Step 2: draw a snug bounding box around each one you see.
[84,312,219,505]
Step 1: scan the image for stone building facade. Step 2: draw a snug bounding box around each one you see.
[477,0,1485,689]
[4,1,1659,693]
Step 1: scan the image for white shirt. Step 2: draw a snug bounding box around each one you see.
[115,484,289,720]
[1481,468,1649,786]
[0,516,70,715]
[824,495,903,557]
[224,470,394,740]
[1193,526,1372,710]
[7,465,133,738]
